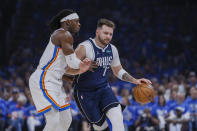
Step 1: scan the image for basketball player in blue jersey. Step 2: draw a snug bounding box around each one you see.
[29,9,91,131]
[66,18,152,131]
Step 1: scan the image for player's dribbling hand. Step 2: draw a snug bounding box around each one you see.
[136,78,152,85]
[89,61,98,72]
[79,58,91,74]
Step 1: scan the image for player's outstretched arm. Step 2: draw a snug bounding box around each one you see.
[112,65,152,85]
[111,45,151,85]
[111,65,151,85]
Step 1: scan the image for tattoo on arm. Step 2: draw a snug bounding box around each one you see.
[122,73,137,84]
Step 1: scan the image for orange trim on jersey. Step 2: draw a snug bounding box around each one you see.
[60,103,70,109]
[38,105,52,113]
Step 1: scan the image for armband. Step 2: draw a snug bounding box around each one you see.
[117,69,127,80]
[65,53,81,69]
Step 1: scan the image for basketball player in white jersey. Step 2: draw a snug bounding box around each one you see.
[66,19,152,131]
[29,9,91,131]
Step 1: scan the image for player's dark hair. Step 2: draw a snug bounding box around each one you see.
[48,9,75,32]
[97,18,115,29]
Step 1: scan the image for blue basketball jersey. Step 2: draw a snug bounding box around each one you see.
[73,38,113,91]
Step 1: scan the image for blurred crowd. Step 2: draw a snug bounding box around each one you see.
[1,71,197,131]
[0,0,197,131]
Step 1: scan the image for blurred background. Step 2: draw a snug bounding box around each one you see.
[0,0,197,131]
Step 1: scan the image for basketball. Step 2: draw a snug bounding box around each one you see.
[133,83,155,104]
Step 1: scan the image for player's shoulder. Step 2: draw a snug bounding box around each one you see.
[110,44,118,53]
[110,43,116,48]
[79,39,91,46]
[78,39,92,50]
[52,29,73,40]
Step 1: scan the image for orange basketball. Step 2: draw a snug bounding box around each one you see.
[132,83,155,104]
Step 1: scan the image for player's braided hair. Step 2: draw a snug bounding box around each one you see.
[48,9,75,32]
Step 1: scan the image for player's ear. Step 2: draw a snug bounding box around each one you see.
[96,29,99,35]
[65,20,71,26]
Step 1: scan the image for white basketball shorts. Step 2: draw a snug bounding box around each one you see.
[29,69,70,115]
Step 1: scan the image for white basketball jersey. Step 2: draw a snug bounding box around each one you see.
[32,28,67,83]
[37,38,67,73]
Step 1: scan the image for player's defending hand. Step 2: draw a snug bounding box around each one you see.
[135,78,152,85]
[79,58,91,74]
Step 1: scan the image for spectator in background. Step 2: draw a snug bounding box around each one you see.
[186,87,197,131]
[144,96,157,112]
[166,93,190,131]
[0,89,6,108]
[152,94,169,131]
[0,88,6,130]
[122,96,136,131]
[188,72,197,88]
[166,106,190,131]
[164,81,173,102]
[166,90,177,112]
[0,102,6,131]
[7,88,19,108]
[177,74,187,96]
[6,95,26,131]
[25,96,44,131]
[134,98,158,131]
[135,108,159,131]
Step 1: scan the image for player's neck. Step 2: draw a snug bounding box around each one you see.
[61,27,75,36]
[61,24,75,35]
[94,37,107,49]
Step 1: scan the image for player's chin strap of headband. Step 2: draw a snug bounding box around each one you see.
[60,13,79,22]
